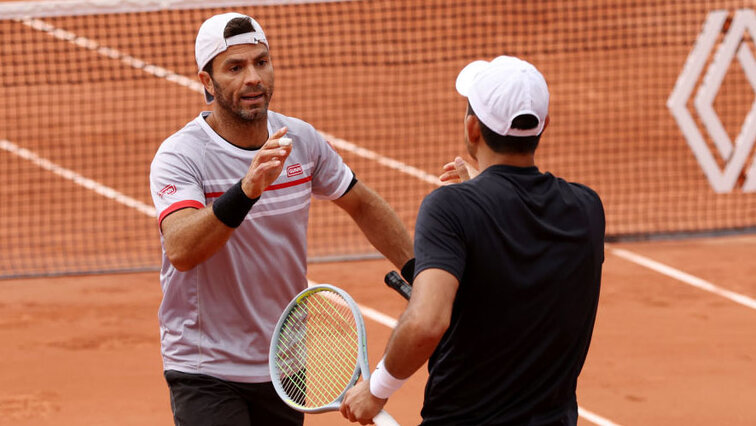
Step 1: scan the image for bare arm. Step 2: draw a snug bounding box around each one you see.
[161,128,292,271]
[160,207,233,271]
[340,268,458,423]
[383,268,458,377]
[331,181,413,269]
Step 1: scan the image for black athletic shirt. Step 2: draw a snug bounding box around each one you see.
[414,165,605,425]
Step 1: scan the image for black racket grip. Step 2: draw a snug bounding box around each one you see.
[384,271,412,300]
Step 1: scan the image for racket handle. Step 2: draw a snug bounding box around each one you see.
[373,409,400,426]
[384,271,412,300]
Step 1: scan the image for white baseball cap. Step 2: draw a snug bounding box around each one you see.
[455,55,549,137]
[195,12,268,103]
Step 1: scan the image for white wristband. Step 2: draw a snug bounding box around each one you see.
[369,358,407,399]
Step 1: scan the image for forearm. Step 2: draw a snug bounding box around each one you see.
[382,311,443,379]
[381,269,457,379]
[338,183,413,269]
[162,207,234,271]
[357,204,413,268]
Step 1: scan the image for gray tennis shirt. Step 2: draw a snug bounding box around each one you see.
[149,111,353,382]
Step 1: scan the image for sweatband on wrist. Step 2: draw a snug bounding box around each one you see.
[212,180,259,228]
[400,258,416,284]
[369,358,407,399]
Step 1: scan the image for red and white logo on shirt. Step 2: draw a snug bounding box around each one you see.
[286,164,303,178]
[158,184,177,198]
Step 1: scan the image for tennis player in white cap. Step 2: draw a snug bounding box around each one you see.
[341,55,605,426]
[150,12,414,426]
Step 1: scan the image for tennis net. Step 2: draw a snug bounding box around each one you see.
[1,0,754,278]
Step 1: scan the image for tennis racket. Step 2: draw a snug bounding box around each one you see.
[269,285,399,425]
[384,271,411,300]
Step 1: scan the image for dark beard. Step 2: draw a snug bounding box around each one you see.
[212,78,272,123]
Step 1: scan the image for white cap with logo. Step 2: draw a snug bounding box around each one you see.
[195,12,268,104]
[455,55,549,137]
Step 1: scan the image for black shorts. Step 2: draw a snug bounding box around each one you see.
[164,370,304,426]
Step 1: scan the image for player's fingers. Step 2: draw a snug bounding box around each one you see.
[269,126,287,140]
[276,137,293,148]
[343,404,356,423]
[254,158,283,177]
[438,170,461,183]
[261,127,290,149]
[253,147,291,171]
[256,147,290,160]
[454,156,471,181]
[261,140,293,156]
[267,137,293,150]
[440,161,463,183]
[442,161,457,172]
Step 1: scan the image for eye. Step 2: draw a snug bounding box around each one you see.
[257,59,269,67]
[229,65,241,72]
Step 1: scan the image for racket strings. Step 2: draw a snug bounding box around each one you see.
[273,290,360,408]
[278,295,357,406]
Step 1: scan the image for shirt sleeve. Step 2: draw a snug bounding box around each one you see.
[413,187,467,282]
[149,146,206,227]
[308,129,353,200]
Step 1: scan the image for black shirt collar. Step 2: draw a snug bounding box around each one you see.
[483,164,540,175]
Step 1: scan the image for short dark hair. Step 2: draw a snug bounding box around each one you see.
[467,103,541,154]
[202,17,258,76]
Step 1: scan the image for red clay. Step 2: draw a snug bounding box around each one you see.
[1,234,754,425]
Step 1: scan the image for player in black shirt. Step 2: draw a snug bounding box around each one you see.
[341,55,605,425]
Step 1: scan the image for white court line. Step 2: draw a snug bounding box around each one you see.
[610,247,756,311]
[19,18,205,94]
[0,0,360,20]
[355,305,398,329]
[18,17,441,187]
[307,279,398,328]
[0,139,156,217]
[578,407,622,426]
[319,131,439,186]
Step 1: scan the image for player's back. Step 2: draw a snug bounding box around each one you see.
[415,164,605,425]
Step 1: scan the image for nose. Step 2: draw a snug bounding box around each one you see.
[242,64,262,86]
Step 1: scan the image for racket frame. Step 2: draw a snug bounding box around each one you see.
[268,284,370,413]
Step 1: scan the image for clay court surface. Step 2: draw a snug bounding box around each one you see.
[1,1,755,424]
[1,234,755,425]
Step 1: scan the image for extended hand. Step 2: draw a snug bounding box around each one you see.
[241,127,292,199]
[439,156,479,184]
[340,380,387,425]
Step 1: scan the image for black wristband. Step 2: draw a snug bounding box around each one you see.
[212,180,259,228]
[400,258,415,285]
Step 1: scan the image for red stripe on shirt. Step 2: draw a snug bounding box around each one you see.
[158,200,204,225]
[265,176,312,191]
[204,176,313,199]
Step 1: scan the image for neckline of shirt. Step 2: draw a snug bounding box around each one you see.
[196,111,274,156]
[484,164,541,175]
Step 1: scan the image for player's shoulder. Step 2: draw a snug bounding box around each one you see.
[563,178,602,205]
[547,173,604,213]
[421,183,471,214]
[427,182,461,199]
[152,118,210,173]
[155,117,208,156]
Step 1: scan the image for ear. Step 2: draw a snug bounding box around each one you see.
[542,115,550,132]
[198,70,215,98]
[465,114,482,145]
